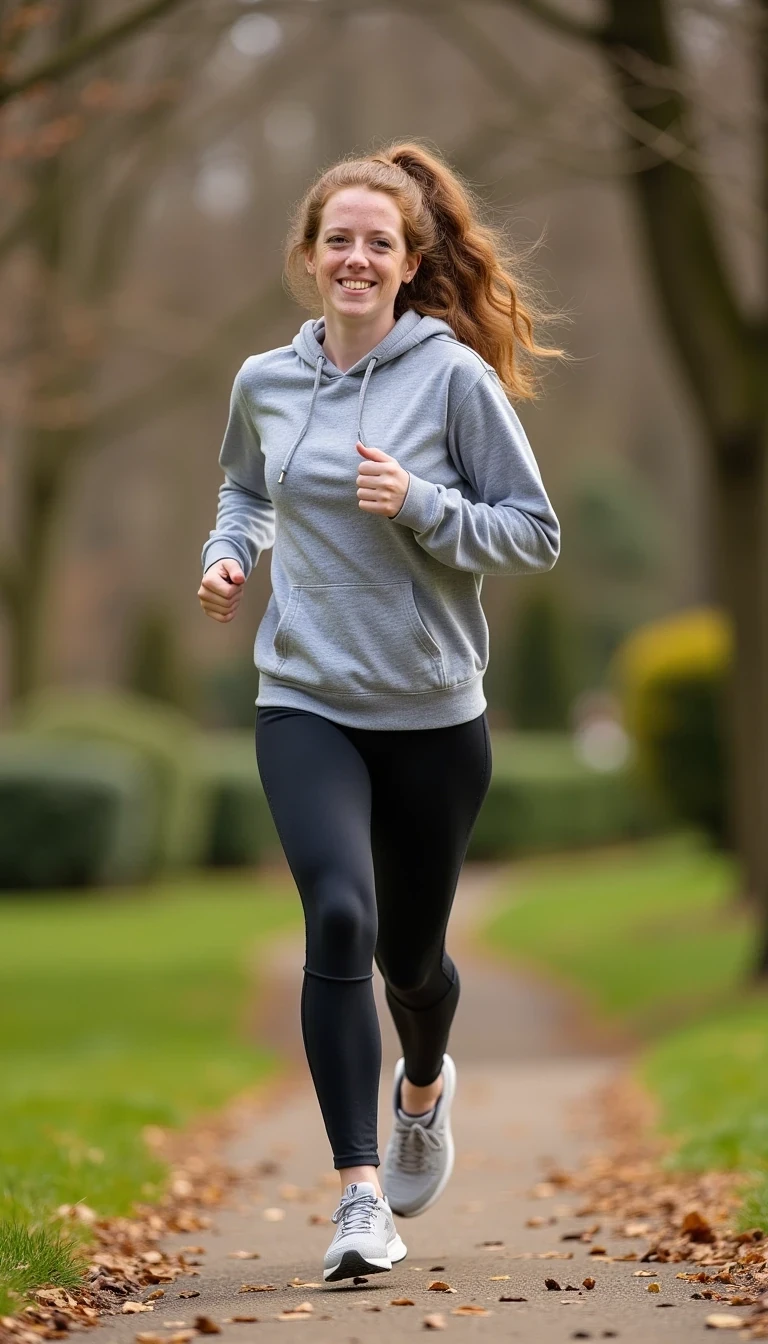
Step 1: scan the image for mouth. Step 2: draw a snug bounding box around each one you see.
[337,279,376,293]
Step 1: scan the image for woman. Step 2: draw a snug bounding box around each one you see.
[198,141,561,1284]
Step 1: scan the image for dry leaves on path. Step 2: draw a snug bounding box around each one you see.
[427,1281,457,1293]
[423,1314,447,1330]
[538,1072,768,1340]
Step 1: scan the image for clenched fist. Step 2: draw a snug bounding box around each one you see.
[356,441,410,518]
[198,558,245,622]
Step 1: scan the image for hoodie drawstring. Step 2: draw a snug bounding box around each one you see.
[356,356,377,446]
[278,355,325,484]
[277,354,378,486]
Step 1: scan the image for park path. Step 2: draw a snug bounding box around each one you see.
[95,861,746,1342]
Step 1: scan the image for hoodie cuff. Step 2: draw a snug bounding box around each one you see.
[201,540,251,578]
[391,472,440,532]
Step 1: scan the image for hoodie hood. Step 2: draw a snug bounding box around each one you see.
[278,309,456,484]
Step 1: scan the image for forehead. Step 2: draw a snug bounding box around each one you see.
[320,187,404,237]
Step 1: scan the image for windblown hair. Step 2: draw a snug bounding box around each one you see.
[284,139,565,401]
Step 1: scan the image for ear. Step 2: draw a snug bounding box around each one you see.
[305,246,316,276]
[404,252,422,284]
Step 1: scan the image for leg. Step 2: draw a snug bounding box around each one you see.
[255,707,383,1185]
[369,712,492,1095]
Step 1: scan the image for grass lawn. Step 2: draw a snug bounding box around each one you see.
[484,832,768,1228]
[0,871,300,1314]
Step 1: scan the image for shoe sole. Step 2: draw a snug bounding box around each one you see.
[323,1234,407,1283]
[386,1055,457,1219]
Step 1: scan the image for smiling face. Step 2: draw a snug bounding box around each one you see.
[305,187,420,324]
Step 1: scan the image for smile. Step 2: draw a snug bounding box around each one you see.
[339,279,375,290]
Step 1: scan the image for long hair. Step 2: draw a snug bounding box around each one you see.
[284,139,565,401]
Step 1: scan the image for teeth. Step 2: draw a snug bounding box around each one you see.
[341,280,373,289]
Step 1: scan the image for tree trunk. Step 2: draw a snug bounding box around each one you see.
[713,426,768,975]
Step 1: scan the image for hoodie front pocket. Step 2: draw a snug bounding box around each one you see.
[269,582,446,696]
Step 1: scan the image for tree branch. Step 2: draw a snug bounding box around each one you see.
[0,0,192,108]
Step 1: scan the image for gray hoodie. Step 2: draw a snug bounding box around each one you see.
[202,307,559,730]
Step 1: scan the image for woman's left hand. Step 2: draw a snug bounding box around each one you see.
[356,441,410,518]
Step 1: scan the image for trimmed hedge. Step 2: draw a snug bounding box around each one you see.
[16,690,208,872]
[466,731,665,860]
[612,608,729,846]
[0,735,155,889]
[196,731,280,868]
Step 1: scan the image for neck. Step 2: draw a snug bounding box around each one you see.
[320,308,397,373]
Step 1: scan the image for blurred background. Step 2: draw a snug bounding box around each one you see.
[1,0,767,1315]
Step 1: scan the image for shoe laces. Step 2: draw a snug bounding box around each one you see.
[331,1191,379,1233]
[394,1119,443,1174]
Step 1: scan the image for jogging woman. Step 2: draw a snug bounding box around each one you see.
[198,141,560,1284]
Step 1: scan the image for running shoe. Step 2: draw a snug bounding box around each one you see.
[382,1054,456,1218]
[323,1181,407,1283]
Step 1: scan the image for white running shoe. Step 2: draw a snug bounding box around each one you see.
[382,1054,456,1218]
[323,1181,407,1283]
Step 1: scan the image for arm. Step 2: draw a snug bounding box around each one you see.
[390,369,560,576]
[201,363,276,579]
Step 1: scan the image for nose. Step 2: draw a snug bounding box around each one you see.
[346,239,369,269]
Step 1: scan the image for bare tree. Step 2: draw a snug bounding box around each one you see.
[0,1,327,699]
[487,0,768,972]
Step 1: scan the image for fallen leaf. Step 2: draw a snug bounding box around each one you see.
[423,1314,446,1330]
[123,1302,154,1314]
[429,1265,446,1271]
[427,1281,457,1293]
[162,1323,188,1329]
[289,1281,322,1289]
[705,1316,743,1330]
[647,1283,660,1293]
[178,1292,201,1300]
[683,1211,715,1243]
[228,1317,259,1324]
[134,1334,165,1344]
[633,1270,658,1278]
[583,1278,596,1290]
[479,1240,504,1247]
[452,1304,492,1316]
[238,1284,277,1293]
[391,1297,415,1306]
[289,1303,313,1314]
[263,1208,285,1221]
[489,1275,511,1281]
[276,1312,310,1321]
[499,1295,527,1302]
[146,1290,165,1301]
[353,1276,368,1285]
[545,1279,561,1291]
[228,1251,261,1260]
[193,1316,221,1334]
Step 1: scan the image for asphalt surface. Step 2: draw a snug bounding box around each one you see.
[94,863,748,1342]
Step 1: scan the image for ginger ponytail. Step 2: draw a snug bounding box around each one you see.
[284,138,565,401]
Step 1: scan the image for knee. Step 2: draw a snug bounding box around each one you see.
[307,872,377,975]
[380,948,457,1003]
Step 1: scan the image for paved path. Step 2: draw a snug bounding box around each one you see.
[96,862,742,1342]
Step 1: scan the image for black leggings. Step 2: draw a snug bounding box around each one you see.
[255,705,492,1169]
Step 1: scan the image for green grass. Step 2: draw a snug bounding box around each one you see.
[0,872,300,1313]
[484,833,768,1227]
[484,832,751,1032]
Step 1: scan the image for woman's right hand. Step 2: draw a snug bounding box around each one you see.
[198,559,246,622]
